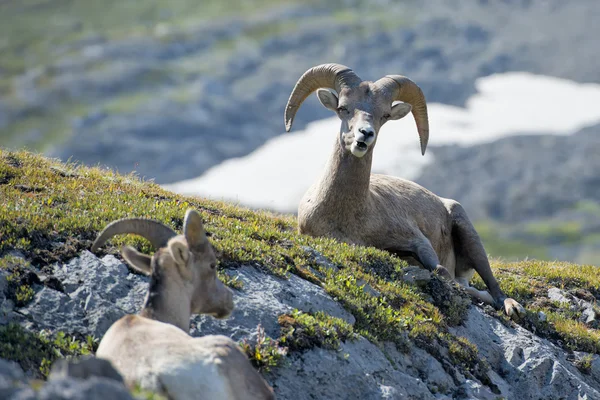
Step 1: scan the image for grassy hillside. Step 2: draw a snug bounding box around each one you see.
[1,149,600,382]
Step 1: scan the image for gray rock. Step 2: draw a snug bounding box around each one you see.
[0,357,133,400]
[537,311,547,322]
[458,380,498,400]
[548,287,571,306]
[271,337,436,400]
[191,264,355,340]
[302,246,339,272]
[451,307,600,400]
[49,356,124,384]
[37,377,134,400]
[357,279,381,297]
[19,287,87,334]
[19,251,148,337]
[0,359,36,399]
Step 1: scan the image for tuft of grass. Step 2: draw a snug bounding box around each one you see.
[574,353,594,375]
[0,324,97,378]
[239,325,288,373]
[218,270,244,290]
[278,309,355,352]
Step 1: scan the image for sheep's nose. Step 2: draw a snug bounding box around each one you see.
[358,127,374,138]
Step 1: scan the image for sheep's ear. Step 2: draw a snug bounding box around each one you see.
[168,239,193,280]
[183,209,209,251]
[389,102,412,120]
[317,89,338,112]
[169,240,190,265]
[121,246,152,276]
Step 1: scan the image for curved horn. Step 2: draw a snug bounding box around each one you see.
[376,75,429,155]
[284,63,362,132]
[91,218,177,253]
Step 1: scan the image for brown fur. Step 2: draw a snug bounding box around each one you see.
[294,78,525,318]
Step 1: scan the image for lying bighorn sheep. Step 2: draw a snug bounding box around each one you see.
[92,209,275,400]
[284,63,524,318]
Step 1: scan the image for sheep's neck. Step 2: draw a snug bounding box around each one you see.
[315,137,372,210]
[140,276,192,332]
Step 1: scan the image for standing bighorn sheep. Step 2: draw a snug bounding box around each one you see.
[284,63,524,318]
[92,209,275,400]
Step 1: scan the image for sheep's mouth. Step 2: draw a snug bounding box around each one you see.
[355,141,368,151]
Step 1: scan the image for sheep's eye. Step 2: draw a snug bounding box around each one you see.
[382,114,391,121]
[209,262,217,270]
[337,106,348,114]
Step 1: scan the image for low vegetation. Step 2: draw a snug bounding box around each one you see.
[278,309,356,352]
[1,149,599,383]
[0,323,96,378]
[240,325,288,373]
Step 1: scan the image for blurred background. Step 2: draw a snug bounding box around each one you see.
[1,0,599,264]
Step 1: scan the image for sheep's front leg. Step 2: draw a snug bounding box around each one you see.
[388,238,453,281]
[414,241,454,281]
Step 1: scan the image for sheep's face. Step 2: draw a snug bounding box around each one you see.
[159,236,233,319]
[186,240,234,319]
[317,82,413,158]
[176,210,234,319]
[121,210,234,320]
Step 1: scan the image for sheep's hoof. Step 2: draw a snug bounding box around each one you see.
[504,298,526,319]
[433,265,453,281]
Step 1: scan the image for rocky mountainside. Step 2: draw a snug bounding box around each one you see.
[1,0,599,184]
[3,150,600,399]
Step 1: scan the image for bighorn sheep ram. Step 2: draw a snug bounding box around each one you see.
[92,209,275,400]
[284,63,524,318]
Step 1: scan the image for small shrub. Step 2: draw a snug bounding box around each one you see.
[1,256,39,306]
[575,354,594,375]
[239,325,288,373]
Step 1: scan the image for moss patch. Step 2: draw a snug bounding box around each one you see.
[278,310,355,352]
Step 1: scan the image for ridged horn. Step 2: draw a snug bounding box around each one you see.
[376,75,430,155]
[91,218,177,253]
[284,63,362,132]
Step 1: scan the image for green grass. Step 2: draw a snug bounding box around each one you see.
[2,149,599,382]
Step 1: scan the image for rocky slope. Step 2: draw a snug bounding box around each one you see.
[3,150,600,399]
